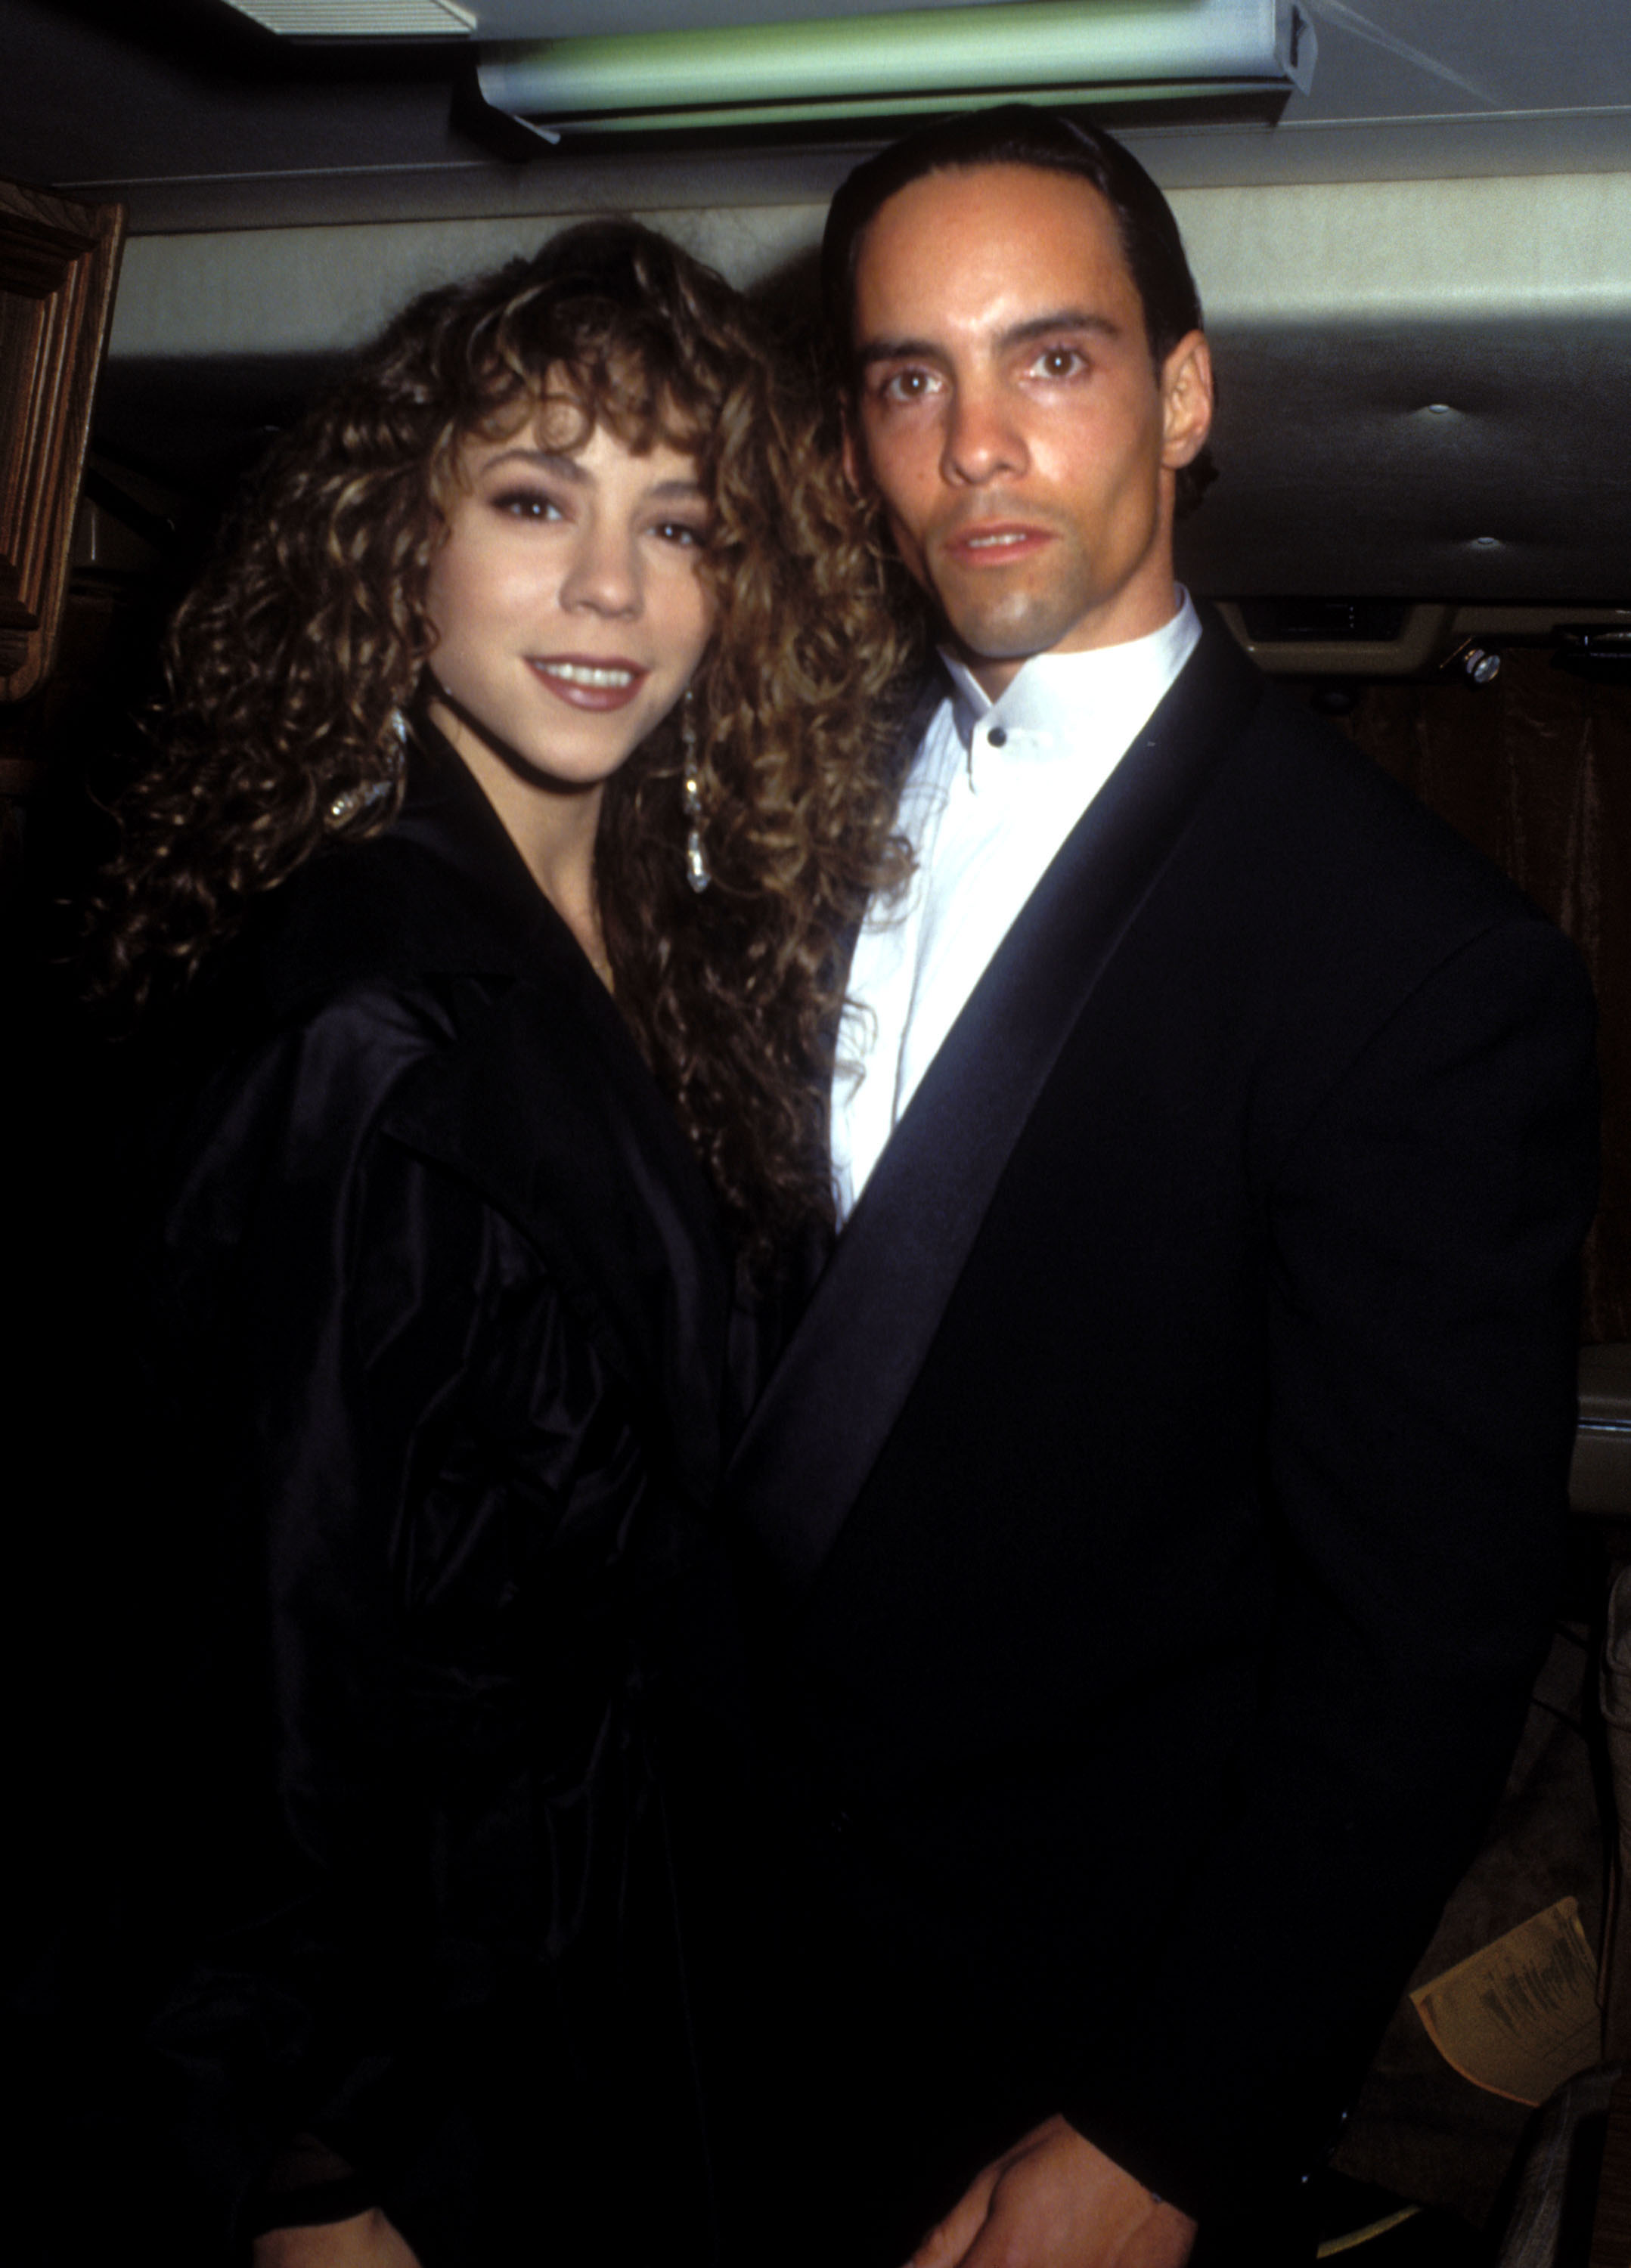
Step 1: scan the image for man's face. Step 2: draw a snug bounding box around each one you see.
[845,163,1213,695]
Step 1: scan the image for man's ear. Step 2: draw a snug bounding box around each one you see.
[1159,330,1214,470]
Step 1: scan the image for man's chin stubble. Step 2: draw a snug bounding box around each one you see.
[939,586,1090,669]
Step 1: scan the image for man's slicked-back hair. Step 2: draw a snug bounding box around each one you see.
[822,103,1215,513]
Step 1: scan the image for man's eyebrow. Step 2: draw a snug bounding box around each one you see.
[855,308,1122,371]
[997,308,1121,351]
[855,336,944,372]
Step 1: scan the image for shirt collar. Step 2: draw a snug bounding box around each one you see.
[941,587,1201,761]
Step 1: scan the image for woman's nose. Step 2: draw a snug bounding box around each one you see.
[560,520,640,617]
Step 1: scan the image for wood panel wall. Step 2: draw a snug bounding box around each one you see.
[0,178,124,705]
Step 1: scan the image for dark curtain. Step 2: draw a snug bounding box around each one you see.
[1335,651,1631,1344]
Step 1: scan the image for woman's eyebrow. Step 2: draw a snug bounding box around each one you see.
[482,447,586,480]
[480,448,704,500]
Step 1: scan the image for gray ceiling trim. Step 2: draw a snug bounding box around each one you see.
[51,110,1631,237]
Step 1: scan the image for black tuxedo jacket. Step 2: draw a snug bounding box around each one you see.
[725,615,1598,2232]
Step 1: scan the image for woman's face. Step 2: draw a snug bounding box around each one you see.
[425,405,714,789]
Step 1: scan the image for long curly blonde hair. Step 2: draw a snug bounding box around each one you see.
[88,219,919,1254]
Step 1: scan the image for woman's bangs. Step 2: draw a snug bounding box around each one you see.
[480,291,716,467]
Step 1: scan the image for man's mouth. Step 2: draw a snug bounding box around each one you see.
[943,522,1055,564]
[529,656,649,709]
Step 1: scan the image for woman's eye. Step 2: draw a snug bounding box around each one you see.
[653,519,708,548]
[491,488,563,520]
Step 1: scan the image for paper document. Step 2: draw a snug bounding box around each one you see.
[1410,1895,1601,2106]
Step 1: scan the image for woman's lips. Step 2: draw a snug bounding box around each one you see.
[941,522,1056,567]
[527,655,649,711]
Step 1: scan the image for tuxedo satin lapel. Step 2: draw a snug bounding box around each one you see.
[726,620,1264,1595]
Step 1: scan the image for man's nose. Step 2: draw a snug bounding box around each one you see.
[560,521,640,617]
[941,383,1027,486]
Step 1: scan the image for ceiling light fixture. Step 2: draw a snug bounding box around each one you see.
[219,2,475,34]
[475,0,1317,144]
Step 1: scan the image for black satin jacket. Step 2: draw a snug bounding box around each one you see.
[104,727,742,2265]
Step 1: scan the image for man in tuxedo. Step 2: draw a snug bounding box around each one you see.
[724,107,1598,2268]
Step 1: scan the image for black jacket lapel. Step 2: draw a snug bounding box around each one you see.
[382,960,734,1510]
[726,617,1264,1594]
[316,725,734,1508]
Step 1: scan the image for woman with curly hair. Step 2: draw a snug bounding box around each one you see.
[84,218,912,2268]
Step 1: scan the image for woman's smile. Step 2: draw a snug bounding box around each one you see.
[527,653,650,708]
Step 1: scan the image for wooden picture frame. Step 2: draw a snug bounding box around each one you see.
[0,178,125,705]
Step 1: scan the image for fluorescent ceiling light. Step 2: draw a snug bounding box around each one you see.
[219,1,475,34]
[478,0,1316,139]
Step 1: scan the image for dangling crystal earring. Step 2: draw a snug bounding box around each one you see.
[326,706,409,829]
[680,692,711,895]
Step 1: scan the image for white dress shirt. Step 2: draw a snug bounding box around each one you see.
[831,590,1202,1225]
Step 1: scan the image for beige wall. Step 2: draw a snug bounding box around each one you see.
[107,169,1631,361]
